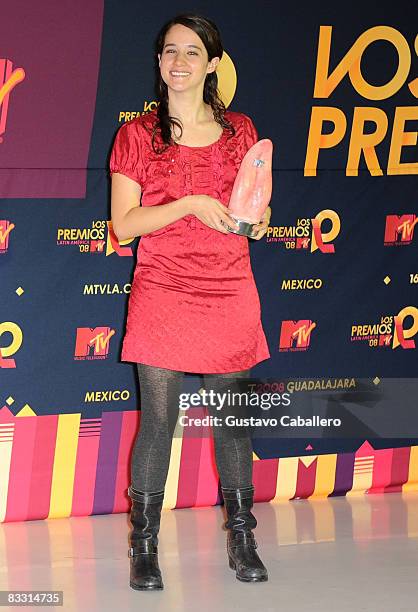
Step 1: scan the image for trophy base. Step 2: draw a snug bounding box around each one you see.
[226,216,259,237]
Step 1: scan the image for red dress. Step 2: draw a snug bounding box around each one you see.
[109,108,270,373]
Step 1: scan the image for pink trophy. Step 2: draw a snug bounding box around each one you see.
[226,139,273,237]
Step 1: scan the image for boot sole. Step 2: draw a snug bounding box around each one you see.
[236,574,268,582]
[130,581,164,591]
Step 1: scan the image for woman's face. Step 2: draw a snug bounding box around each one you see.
[158,23,219,93]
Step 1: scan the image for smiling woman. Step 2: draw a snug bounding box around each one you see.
[109,12,271,592]
[156,22,223,146]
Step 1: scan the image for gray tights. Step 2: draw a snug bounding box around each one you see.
[131,363,253,492]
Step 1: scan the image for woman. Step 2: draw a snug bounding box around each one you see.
[109,13,272,591]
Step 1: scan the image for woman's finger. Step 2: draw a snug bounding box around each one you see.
[222,213,239,229]
[217,219,231,233]
[251,224,268,239]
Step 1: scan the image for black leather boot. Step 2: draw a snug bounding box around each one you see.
[221,485,268,582]
[127,486,165,590]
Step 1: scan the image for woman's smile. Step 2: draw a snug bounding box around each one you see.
[170,71,191,78]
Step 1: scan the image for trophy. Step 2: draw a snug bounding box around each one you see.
[226,139,273,237]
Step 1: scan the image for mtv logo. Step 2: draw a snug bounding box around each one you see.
[384,215,417,244]
[74,327,115,358]
[279,320,316,350]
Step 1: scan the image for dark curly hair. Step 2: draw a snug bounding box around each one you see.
[149,13,235,153]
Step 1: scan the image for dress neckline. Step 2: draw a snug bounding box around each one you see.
[142,109,232,150]
[175,123,227,150]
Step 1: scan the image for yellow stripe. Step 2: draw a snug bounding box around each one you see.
[163,421,184,509]
[272,457,298,502]
[48,414,80,518]
[309,453,337,498]
[403,446,418,493]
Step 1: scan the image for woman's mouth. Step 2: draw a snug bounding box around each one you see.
[170,71,191,78]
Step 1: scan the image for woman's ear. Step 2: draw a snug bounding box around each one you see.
[207,56,220,73]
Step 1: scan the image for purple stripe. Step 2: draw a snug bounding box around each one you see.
[329,453,355,496]
[92,411,123,514]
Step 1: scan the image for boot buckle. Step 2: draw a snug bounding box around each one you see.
[229,532,258,549]
[129,545,158,557]
[221,486,254,501]
[128,486,165,504]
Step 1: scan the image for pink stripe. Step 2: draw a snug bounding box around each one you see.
[113,410,139,513]
[176,432,202,508]
[27,416,58,520]
[369,448,393,494]
[253,458,279,502]
[5,417,37,521]
[176,407,219,508]
[194,431,219,507]
[79,433,100,437]
[356,440,375,457]
[71,426,101,516]
[385,446,411,493]
[293,458,317,499]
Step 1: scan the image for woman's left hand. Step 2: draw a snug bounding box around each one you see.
[250,206,271,240]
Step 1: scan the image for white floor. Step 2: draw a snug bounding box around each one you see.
[1,491,418,611]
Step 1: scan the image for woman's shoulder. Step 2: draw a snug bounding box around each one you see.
[224,110,254,128]
[223,110,258,148]
[138,109,158,129]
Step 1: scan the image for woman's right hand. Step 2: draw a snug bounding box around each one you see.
[186,195,239,234]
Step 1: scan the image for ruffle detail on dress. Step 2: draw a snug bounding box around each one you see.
[211,143,224,201]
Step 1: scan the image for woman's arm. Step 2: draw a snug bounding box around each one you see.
[111,172,192,240]
[111,173,239,240]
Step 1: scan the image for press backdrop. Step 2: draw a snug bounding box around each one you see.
[1,0,418,522]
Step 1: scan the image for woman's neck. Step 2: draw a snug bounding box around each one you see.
[168,94,212,126]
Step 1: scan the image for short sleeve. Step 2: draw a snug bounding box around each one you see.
[109,120,145,186]
[242,114,259,149]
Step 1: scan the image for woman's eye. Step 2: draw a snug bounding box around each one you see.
[164,49,197,55]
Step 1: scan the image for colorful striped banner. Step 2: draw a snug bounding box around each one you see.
[1,406,418,522]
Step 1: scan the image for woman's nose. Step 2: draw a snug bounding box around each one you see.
[173,53,188,65]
